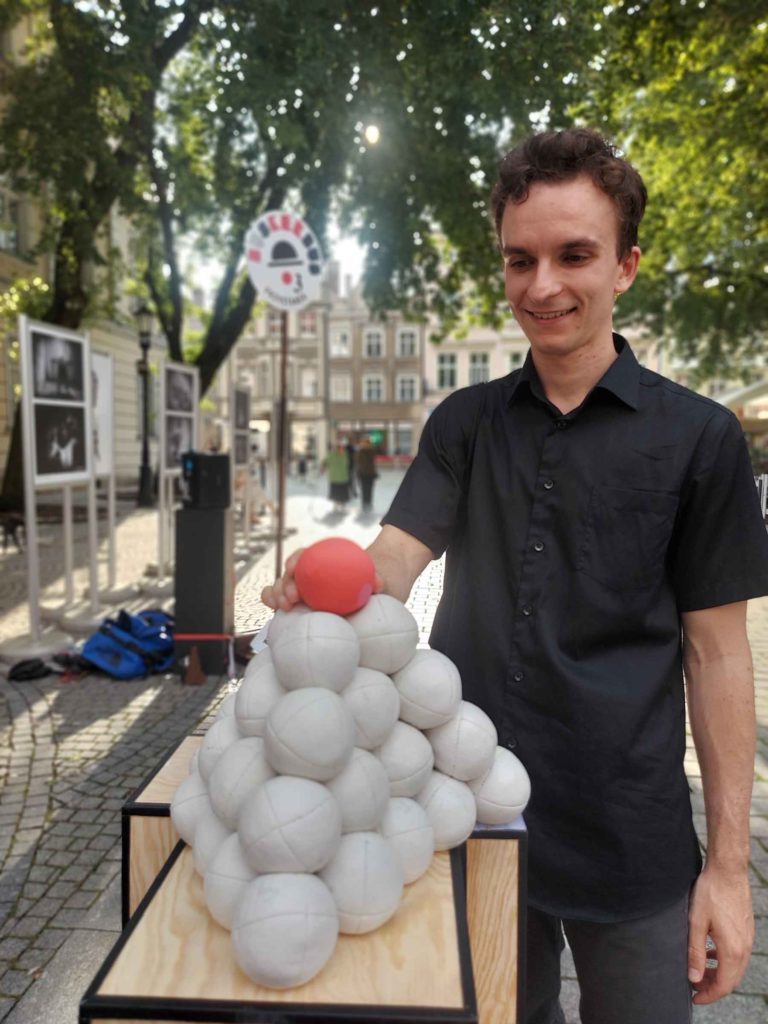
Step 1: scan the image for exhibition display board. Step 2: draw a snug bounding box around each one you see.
[152,360,200,589]
[232,385,252,545]
[5,316,98,659]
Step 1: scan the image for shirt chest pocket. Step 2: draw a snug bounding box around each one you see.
[578,485,678,591]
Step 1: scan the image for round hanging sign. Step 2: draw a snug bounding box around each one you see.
[245,211,323,312]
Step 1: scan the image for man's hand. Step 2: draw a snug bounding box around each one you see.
[260,547,385,612]
[260,549,305,611]
[687,863,754,1004]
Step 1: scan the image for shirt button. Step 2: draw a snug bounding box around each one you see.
[522,604,533,616]
[533,541,544,552]
[543,479,555,490]
[556,419,568,429]
[505,739,517,751]
[513,671,524,682]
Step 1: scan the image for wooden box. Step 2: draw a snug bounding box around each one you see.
[81,841,478,1024]
[121,733,203,923]
[120,740,527,1022]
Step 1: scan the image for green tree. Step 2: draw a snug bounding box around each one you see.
[1,0,605,394]
[578,0,768,382]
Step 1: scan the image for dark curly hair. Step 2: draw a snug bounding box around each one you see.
[490,128,647,259]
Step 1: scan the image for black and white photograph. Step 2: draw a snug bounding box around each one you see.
[166,414,193,467]
[34,405,86,476]
[234,433,249,466]
[165,366,195,413]
[32,330,85,401]
[234,389,250,431]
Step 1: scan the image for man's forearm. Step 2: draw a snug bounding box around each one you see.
[366,525,433,604]
[683,607,755,870]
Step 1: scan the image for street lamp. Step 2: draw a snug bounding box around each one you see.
[135,302,155,507]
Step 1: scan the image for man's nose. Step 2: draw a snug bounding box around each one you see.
[527,261,562,302]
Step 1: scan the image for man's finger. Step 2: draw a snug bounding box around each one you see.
[687,919,708,985]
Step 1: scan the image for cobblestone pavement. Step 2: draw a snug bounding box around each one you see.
[0,469,766,1022]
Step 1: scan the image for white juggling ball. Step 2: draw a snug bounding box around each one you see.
[469,746,531,825]
[417,771,477,851]
[203,833,256,930]
[426,700,498,781]
[238,775,342,874]
[341,667,400,750]
[198,716,241,782]
[379,797,435,884]
[208,737,275,830]
[264,687,355,781]
[347,594,419,674]
[267,605,311,645]
[392,649,462,729]
[232,873,339,989]
[320,831,404,934]
[192,806,232,875]
[215,692,237,720]
[235,658,285,738]
[327,748,390,832]
[270,611,359,692]
[376,721,434,797]
[170,771,210,844]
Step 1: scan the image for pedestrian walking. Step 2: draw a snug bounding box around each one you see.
[355,436,378,512]
[321,441,351,513]
[345,437,358,497]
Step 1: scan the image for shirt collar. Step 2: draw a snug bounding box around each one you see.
[505,333,640,411]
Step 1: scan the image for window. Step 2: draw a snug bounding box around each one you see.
[437,353,457,389]
[331,330,351,358]
[267,311,282,337]
[363,374,385,402]
[364,329,384,359]
[301,369,318,398]
[299,311,317,336]
[509,350,525,371]
[469,352,490,385]
[396,375,419,402]
[395,425,413,455]
[397,328,418,358]
[330,374,352,402]
[0,188,20,256]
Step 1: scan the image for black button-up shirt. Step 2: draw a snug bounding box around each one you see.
[383,335,768,921]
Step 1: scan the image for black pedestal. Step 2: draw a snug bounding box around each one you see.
[174,507,234,674]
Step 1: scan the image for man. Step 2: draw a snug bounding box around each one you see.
[263,128,768,1023]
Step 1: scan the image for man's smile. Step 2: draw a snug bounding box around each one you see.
[526,307,576,320]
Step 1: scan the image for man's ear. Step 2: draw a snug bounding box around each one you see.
[615,245,641,295]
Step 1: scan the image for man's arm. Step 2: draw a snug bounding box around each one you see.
[682,600,755,1005]
[261,525,432,611]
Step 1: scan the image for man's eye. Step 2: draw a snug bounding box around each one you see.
[506,258,530,270]
[563,253,588,263]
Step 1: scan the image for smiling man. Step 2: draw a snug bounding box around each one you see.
[262,128,768,1023]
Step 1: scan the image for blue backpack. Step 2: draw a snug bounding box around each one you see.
[82,609,174,680]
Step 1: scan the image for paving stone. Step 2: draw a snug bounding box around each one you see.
[738,953,768,994]
[12,948,53,974]
[44,881,76,901]
[58,866,90,883]
[0,969,31,998]
[5,919,41,941]
[29,929,67,951]
[0,940,25,962]
[692,993,768,1022]
[43,851,75,869]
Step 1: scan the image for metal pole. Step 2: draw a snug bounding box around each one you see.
[275,310,289,579]
[137,331,154,506]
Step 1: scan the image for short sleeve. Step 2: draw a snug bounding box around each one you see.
[670,410,768,611]
[381,386,485,558]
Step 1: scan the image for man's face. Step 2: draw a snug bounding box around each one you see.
[499,175,640,362]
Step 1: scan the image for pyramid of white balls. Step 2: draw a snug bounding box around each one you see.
[171,594,530,990]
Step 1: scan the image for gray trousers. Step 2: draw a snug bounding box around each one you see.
[525,893,693,1024]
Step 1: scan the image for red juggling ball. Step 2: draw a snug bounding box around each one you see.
[294,538,376,616]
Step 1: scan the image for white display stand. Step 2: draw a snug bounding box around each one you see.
[142,360,199,599]
[0,316,97,661]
